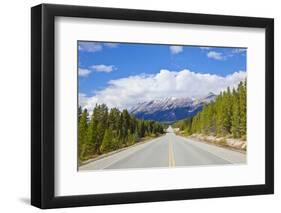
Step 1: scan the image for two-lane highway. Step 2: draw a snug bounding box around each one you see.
[79,126,246,171]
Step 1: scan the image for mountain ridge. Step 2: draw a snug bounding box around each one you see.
[130,93,216,123]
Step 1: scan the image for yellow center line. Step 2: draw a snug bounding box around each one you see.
[168,136,176,167]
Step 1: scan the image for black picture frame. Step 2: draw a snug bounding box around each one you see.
[31,3,274,209]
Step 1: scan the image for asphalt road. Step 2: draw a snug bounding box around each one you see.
[79,126,246,171]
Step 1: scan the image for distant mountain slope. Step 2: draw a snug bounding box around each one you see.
[130,93,216,123]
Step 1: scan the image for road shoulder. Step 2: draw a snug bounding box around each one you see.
[177,135,247,164]
[79,135,165,170]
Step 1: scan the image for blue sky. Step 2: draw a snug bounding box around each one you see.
[78,41,246,110]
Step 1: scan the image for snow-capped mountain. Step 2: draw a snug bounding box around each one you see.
[130,92,216,123]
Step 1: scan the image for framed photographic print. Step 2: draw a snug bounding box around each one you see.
[31,3,274,209]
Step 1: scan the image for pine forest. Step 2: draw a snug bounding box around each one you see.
[78,104,165,162]
[173,80,247,140]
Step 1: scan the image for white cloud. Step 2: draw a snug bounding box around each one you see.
[81,69,246,111]
[91,64,116,73]
[104,43,119,48]
[78,42,103,53]
[200,47,212,50]
[78,42,119,53]
[169,46,183,54]
[207,51,225,60]
[79,93,88,107]
[205,48,247,60]
[232,48,247,54]
[78,68,91,77]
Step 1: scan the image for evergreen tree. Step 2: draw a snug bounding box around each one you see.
[133,130,140,142]
[224,87,233,134]
[127,130,135,146]
[78,106,82,123]
[173,80,247,140]
[100,128,113,153]
[78,103,165,161]
[96,104,108,153]
[122,109,131,139]
[78,109,88,160]
[86,112,98,156]
[108,108,120,130]
[215,93,224,136]
[139,121,145,138]
[231,88,240,138]
[239,81,247,137]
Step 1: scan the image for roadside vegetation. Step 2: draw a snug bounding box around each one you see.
[78,104,165,163]
[173,80,247,149]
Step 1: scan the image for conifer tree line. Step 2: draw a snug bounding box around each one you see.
[78,104,165,161]
[174,80,247,139]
